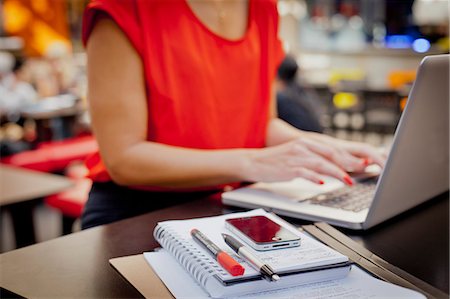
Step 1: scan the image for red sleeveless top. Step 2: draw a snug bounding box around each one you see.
[82,0,284,190]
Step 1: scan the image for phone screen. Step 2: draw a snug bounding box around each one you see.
[226,215,299,244]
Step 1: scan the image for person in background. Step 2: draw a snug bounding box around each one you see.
[82,0,385,229]
[276,55,324,133]
[0,52,36,156]
[0,53,37,123]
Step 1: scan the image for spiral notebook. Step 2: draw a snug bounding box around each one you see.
[151,209,351,298]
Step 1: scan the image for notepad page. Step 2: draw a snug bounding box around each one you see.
[154,209,348,282]
[145,251,425,299]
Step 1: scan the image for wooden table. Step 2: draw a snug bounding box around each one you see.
[0,165,73,248]
[0,192,448,298]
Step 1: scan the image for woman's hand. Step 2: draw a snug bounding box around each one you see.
[304,132,387,169]
[242,135,387,185]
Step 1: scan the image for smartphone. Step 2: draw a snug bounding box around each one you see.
[225,215,301,251]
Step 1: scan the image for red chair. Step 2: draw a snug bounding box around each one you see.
[1,135,98,173]
[45,163,92,234]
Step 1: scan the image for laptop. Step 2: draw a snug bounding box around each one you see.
[222,54,449,230]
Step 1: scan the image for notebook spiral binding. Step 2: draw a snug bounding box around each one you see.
[154,225,223,287]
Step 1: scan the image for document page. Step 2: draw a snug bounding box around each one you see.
[145,251,425,299]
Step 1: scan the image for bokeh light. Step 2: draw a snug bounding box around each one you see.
[412,38,431,53]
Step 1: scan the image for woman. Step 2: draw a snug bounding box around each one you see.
[81,0,385,229]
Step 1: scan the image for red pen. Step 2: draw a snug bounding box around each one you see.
[191,228,245,276]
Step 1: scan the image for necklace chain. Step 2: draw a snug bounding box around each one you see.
[214,0,227,26]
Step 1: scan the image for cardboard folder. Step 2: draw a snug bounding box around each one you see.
[109,254,174,298]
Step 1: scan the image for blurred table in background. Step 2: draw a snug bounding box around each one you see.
[0,165,73,248]
[21,94,86,144]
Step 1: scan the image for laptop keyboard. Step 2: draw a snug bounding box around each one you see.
[308,178,378,212]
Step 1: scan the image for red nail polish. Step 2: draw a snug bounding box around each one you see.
[344,175,353,186]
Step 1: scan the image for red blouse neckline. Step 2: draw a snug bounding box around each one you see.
[182,0,254,45]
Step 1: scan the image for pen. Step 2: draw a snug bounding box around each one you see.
[190,229,245,276]
[222,233,280,282]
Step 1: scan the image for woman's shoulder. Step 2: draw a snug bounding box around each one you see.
[252,0,280,28]
[253,0,279,14]
[84,0,140,25]
[82,0,143,54]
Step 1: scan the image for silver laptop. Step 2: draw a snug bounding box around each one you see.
[222,54,449,230]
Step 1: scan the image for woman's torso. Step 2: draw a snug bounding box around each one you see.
[82,0,284,187]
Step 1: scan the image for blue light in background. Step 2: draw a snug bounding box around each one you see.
[385,35,413,49]
[412,38,431,53]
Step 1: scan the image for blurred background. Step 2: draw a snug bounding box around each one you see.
[0,0,449,252]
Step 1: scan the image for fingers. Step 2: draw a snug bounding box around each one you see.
[347,144,387,168]
[302,156,353,185]
[299,133,389,169]
[293,168,325,185]
[296,138,367,173]
[250,139,374,185]
[289,145,353,185]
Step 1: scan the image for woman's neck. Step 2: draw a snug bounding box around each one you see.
[186,0,250,40]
